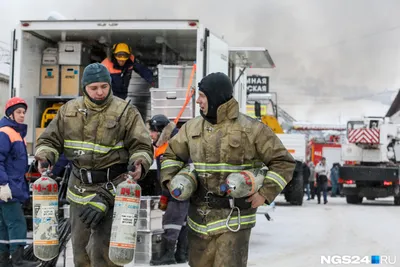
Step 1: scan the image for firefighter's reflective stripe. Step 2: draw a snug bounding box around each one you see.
[193,162,264,173]
[87,201,107,212]
[161,159,184,170]
[130,151,153,166]
[0,239,28,244]
[67,189,114,212]
[265,171,287,190]
[163,224,182,231]
[35,145,60,162]
[64,140,124,153]
[67,188,96,205]
[188,215,256,235]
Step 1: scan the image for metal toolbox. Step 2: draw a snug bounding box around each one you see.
[150,88,194,119]
[134,229,164,264]
[58,41,91,65]
[157,64,196,88]
[138,196,163,232]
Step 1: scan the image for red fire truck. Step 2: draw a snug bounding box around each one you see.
[308,138,342,168]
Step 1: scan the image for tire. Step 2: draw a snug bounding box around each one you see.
[346,195,363,204]
[286,171,304,206]
[394,197,400,206]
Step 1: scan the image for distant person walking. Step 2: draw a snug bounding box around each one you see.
[307,161,316,200]
[330,163,340,197]
[315,157,329,204]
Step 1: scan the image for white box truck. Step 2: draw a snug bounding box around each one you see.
[8,19,275,157]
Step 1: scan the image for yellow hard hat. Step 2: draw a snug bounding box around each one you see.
[113,43,131,60]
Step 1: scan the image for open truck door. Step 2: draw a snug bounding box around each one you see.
[194,27,230,116]
[204,29,229,75]
[9,29,16,98]
[228,47,275,114]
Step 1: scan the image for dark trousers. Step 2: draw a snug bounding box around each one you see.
[163,200,189,243]
[309,182,316,199]
[188,228,251,267]
[70,203,120,267]
[0,201,27,253]
[316,182,328,203]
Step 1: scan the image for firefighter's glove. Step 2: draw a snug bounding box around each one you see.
[79,187,114,230]
[0,184,12,202]
[158,195,168,211]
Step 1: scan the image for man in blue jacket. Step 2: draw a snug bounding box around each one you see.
[0,97,37,267]
[147,115,189,265]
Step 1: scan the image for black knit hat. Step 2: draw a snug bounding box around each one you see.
[198,72,233,124]
[81,63,111,90]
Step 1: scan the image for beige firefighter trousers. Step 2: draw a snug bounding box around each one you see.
[70,203,120,267]
[188,228,252,267]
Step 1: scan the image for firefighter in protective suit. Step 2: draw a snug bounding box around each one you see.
[35,63,154,267]
[160,72,296,267]
[146,115,189,265]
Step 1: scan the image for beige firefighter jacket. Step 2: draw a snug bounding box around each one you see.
[160,98,295,237]
[35,95,154,207]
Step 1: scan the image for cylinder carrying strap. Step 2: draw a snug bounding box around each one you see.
[192,182,252,210]
[154,143,168,159]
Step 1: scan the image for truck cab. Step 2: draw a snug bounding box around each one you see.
[340,116,400,205]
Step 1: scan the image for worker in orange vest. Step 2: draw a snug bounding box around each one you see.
[147,114,189,265]
[101,42,154,100]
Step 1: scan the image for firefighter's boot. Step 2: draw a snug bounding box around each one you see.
[175,225,188,263]
[10,247,38,267]
[0,252,11,267]
[150,238,177,266]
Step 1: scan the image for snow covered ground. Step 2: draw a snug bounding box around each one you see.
[56,195,399,267]
[246,195,399,267]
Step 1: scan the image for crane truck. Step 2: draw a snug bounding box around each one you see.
[339,116,400,205]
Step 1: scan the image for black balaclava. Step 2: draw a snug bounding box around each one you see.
[81,63,112,105]
[198,72,233,124]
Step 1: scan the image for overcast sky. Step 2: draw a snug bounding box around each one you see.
[1,0,400,123]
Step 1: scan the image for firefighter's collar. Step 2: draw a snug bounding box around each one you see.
[216,98,239,124]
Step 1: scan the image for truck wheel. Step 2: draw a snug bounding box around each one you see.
[287,172,304,206]
[394,197,400,206]
[346,195,363,204]
[284,191,290,202]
